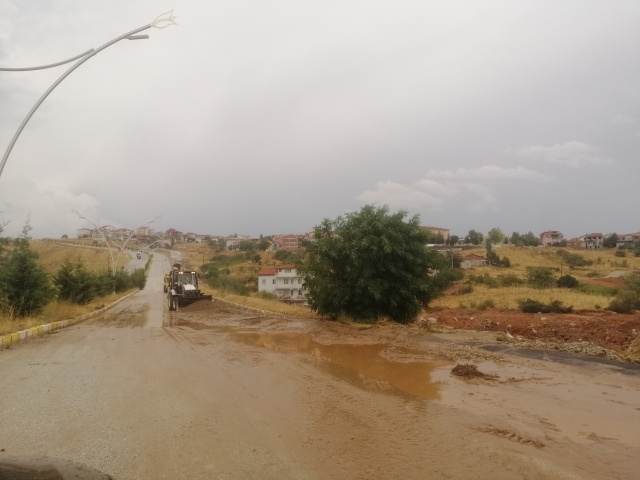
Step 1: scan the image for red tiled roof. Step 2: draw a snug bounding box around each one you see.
[257,267,276,276]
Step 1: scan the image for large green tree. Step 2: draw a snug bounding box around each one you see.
[300,205,439,324]
[486,227,505,246]
[603,233,618,249]
[510,231,540,246]
[464,229,484,245]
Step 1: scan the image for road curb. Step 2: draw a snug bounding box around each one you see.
[212,296,298,321]
[0,290,139,350]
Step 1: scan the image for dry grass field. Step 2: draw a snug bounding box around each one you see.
[430,246,640,311]
[171,242,640,313]
[11,238,138,274]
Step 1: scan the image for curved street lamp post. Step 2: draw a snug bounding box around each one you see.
[0,10,177,179]
[73,209,117,276]
[113,215,161,272]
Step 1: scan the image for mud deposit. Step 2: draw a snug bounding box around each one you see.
[164,299,640,480]
[432,307,640,360]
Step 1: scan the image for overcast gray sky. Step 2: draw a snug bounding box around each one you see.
[1,0,639,240]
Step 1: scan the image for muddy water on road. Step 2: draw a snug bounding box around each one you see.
[160,300,640,479]
[233,331,446,400]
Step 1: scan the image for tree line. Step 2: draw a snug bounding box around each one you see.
[0,222,146,318]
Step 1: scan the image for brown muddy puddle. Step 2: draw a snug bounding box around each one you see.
[232,331,449,400]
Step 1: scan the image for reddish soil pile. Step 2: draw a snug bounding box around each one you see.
[432,308,640,354]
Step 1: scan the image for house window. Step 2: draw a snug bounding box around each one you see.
[272,279,276,284]
[261,279,266,285]
[284,278,290,284]
[284,269,291,273]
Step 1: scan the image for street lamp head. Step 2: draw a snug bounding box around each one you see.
[151,10,177,29]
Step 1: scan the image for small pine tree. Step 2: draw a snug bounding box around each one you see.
[0,243,54,316]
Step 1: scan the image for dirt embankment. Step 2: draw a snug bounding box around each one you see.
[428,307,640,360]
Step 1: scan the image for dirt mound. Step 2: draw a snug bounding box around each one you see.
[451,363,497,380]
[433,308,640,355]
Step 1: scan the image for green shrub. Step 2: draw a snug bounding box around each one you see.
[256,291,278,300]
[526,267,555,289]
[430,267,465,291]
[478,299,495,310]
[484,276,499,288]
[607,291,640,313]
[207,273,250,295]
[518,298,573,313]
[518,298,545,313]
[556,250,592,267]
[576,284,618,296]
[556,274,579,289]
[468,274,499,288]
[615,250,626,257]
[458,284,473,295]
[0,245,54,316]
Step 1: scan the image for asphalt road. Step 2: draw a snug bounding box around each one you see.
[0,253,310,479]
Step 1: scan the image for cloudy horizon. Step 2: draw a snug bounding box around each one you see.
[1,0,639,240]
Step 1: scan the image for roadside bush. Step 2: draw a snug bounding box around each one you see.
[615,250,626,257]
[54,261,97,304]
[130,269,147,290]
[518,298,573,314]
[556,274,579,289]
[0,244,54,317]
[607,291,640,313]
[457,284,473,295]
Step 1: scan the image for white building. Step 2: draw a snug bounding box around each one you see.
[257,264,306,303]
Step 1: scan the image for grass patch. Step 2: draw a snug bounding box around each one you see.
[29,240,120,274]
[576,284,619,297]
[431,284,615,311]
[211,289,320,319]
